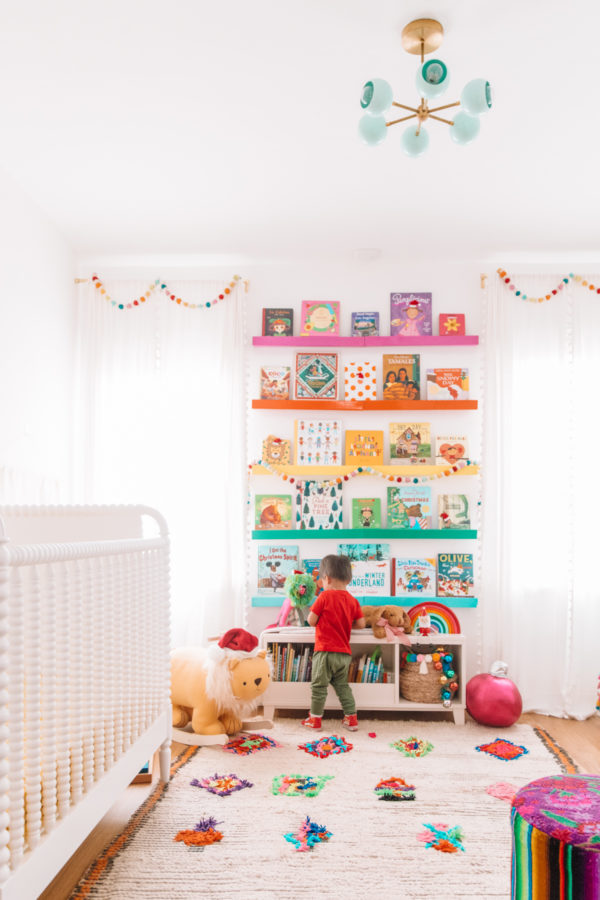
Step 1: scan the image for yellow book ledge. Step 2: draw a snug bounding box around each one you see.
[251,464,480,477]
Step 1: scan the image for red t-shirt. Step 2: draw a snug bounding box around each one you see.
[311,589,363,655]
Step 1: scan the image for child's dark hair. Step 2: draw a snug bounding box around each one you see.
[319,554,352,583]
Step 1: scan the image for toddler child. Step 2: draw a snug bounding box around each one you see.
[302,554,365,731]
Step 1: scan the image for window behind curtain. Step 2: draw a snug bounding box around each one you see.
[73,278,247,646]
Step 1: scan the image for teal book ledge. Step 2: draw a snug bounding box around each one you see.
[251,528,477,540]
[251,595,478,608]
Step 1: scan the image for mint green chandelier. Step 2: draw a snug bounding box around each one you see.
[359,18,492,157]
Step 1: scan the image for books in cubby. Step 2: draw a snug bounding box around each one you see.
[387,485,432,529]
[390,292,433,337]
[296,480,342,530]
[438,495,471,529]
[254,494,293,530]
[262,308,293,336]
[426,368,469,401]
[439,313,465,336]
[382,353,420,400]
[260,365,290,400]
[392,558,436,596]
[389,422,431,463]
[435,435,468,466]
[300,301,340,336]
[343,361,377,401]
[338,542,391,596]
[351,498,382,529]
[351,312,379,337]
[294,419,342,466]
[345,430,384,465]
[437,552,474,596]
[270,643,314,682]
[257,544,300,594]
[294,353,339,400]
[348,647,386,684]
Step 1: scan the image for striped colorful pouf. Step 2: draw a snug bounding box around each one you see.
[511,775,600,898]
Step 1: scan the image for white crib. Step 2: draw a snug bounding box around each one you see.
[0,505,172,900]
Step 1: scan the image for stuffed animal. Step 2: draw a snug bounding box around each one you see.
[171,628,272,735]
[361,605,413,642]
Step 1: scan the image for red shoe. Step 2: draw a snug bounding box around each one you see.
[301,715,322,729]
[342,714,358,732]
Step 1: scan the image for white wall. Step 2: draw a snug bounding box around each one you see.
[244,259,484,677]
[0,169,74,501]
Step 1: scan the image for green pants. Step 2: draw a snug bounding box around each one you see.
[310,651,356,717]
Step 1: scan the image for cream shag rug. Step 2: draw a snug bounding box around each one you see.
[71,718,576,900]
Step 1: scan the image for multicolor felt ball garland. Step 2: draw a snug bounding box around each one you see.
[496,269,585,302]
[89,273,242,310]
[249,457,475,488]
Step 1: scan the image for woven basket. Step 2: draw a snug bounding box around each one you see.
[400,655,445,703]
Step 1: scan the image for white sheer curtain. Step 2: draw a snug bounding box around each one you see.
[73,277,247,647]
[482,274,600,718]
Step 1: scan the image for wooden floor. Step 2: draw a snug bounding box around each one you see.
[40,712,600,900]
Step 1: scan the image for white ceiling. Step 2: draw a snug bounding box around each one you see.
[0,0,598,262]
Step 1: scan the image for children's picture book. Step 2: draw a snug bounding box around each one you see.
[392,558,436,596]
[262,434,291,466]
[426,368,469,401]
[302,557,321,577]
[439,313,466,336]
[382,354,420,400]
[296,480,342,530]
[294,419,342,466]
[351,498,382,529]
[390,293,433,337]
[389,422,431,463]
[437,552,474,597]
[257,544,300,594]
[387,485,432,529]
[300,301,340,336]
[345,430,384,465]
[254,494,293,530]
[351,311,380,337]
[435,435,468,466]
[438,495,471,529]
[294,353,339,400]
[260,365,290,400]
[337,542,390,596]
[262,308,293,337]
[344,361,377,401]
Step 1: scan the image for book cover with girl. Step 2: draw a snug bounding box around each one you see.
[382,353,420,400]
[437,552,474,596]
[262,308,293,336]
[390,293,433,336]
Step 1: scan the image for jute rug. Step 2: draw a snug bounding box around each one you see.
[71,718,577,899]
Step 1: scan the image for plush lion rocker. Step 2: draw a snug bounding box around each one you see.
[361,605,413,645]
[171,628,272,735]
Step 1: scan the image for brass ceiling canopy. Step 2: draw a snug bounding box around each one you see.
[400,18,444,59]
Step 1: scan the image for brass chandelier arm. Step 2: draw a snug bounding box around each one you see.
[392,101,420,113]
[386,114,418,127]
[428,113,456,125]
[427,100,461,114]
